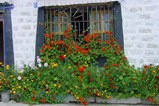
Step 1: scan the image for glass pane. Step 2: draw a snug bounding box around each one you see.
[52,24,58,32]
[52,16,58,22]
[104,22,110,30]
[94,22,101,31]
[104,13,110,21]
[94,12,100,21]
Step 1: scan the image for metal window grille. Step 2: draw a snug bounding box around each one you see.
[44,3,114,41]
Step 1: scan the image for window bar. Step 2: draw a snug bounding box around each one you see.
[87,6,89,34]
[53,8,55,37]
[50,8,52,33]
[82,7,84,35]
[46,9,49,33]
[100,5,104,41]
[57,7,60,40]
[79,21,80,36]
[75,21,77,41]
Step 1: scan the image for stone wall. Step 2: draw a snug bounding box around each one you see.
[0,0,159,68]
[121,0,159,67]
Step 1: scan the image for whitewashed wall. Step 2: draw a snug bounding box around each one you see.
[1,0,159,68]
[0,0,38,67]
[121,0,159,67]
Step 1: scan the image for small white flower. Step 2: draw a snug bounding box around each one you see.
[38,63,42,68]
[18,76,22,80]
[44,63,48,67]
[37,58,41,63]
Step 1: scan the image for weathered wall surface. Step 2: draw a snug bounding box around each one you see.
[1,0,159,68]
[121,0,159,67]
[0,0,38,67]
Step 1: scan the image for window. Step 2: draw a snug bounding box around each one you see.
[44,3,114,41]
[36,1,123,57]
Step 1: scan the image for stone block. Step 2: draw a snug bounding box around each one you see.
[22,25,31,30]
[139,29,151,33]
[147,44,158,49]
[20,12,31,16]
[64,95,77,103]
[107,98,141,104]
[96,97,107,103]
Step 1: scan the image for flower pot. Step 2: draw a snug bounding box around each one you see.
[1,91,10,103]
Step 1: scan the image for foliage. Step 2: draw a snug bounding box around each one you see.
[0,28,159,105]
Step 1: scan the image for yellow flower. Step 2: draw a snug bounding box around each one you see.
[0,62,2,65]
[46,91,49,94]
[106,95,110,99]
[68,66,71,69]
[58,85,61,88]
[54,84,57,87]
[30,73,33,76]
[9,75,14,78]
[6,65,9,70]
[18,86,21,89]
[152,70,156,73]
[13,91,16,94]
[64,55,66,57]
[52,63,58,67]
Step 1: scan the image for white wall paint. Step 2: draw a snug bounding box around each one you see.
[1,0,159,68]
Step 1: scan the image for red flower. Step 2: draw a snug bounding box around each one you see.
[52,96,55,101]
[79,97,83,102]
[91,33,100,39]
[78,66,85,73]
[45,44,50,49]
[102,47,106,52]
[40,45,45,52]
[144,65,149,69]
[32,96,35,101]
[59,55,66,60]
[82,101,87,106]
[89,78,93,82]
[44,34,49,38]
[156,76,159,79]
[84,36,90,42]
[50,41,55,45]
[109,78,113,81]
[57,40,63,45]
[105,31,113,36]
[40,98,46,103]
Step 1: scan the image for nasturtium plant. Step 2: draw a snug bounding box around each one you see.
[0,27,159,105]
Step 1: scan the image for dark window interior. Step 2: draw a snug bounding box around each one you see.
[0,21,3,64]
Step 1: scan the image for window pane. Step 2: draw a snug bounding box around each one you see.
[104,13,110,21]
[52,24,58,32]
[104,22,110,30]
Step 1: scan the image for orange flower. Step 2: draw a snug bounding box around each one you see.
[57,40,63,45]
[84,36,90,42]
[78,66,85,73]
[45,44,50,49]
[44,34,49,38]
[32,96,35,101]
[59,55,66,60]
[40,98,46,103]
[102,47,106,52]
[105,31,113,36]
